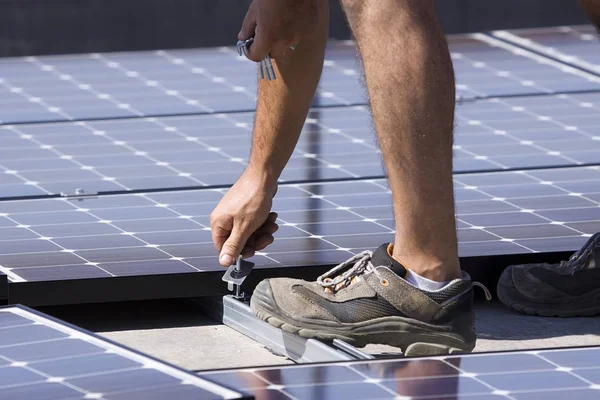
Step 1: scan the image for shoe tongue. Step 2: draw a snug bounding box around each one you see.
[371,243,407,277]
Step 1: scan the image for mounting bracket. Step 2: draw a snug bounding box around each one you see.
[193,295,375,364]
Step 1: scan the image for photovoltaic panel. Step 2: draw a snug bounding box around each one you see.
[493,25,600,76]
[0,305,248,400]
[0,166,597,304]
[199,346,600,400]
[1,91,600,198]
[2,31,600,125]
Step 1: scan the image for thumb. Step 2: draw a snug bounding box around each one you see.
[219,224,252,267]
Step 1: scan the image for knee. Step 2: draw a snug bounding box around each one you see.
[339,0,436,26]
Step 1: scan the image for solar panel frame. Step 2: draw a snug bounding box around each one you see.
[492,25,600,77]
[1,165,598,306]
[0,304,250,400]
[198,345,600,400]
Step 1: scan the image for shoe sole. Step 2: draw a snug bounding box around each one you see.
[497,268,600,317]
[251,282,476,357]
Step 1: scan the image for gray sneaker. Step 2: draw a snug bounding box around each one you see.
[497,232,600,317]
[250,244,477,356]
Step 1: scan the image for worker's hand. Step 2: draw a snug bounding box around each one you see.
[210,170,279,267]
[238,0,320,61]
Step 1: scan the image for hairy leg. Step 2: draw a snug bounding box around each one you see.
[340,0,460,281]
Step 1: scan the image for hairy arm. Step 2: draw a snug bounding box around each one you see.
[210,0,329,266]
[247,0,329,186]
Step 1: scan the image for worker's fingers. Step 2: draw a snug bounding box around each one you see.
[254,234,275,252]
[219,223,253,267]
[238,3,257,41]
[240,219,278,257]
[210,218,232,254]
[241,233,257,259]
[256,220,279,235]
[241,245,256,259]
[245,25,276,62]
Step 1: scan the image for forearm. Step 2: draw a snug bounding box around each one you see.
[246,0,328,186]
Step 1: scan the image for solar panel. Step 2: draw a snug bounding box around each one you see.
[0,305,248,400]
[492,25,600,76]
[198,346,600,399]
[1,166,597,305]
[1,91,599,198]
[2,31,599,125]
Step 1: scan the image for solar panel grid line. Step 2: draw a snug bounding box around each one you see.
[427,358,517,400]
[473,33,600,84]
[0,79,74,124]
[493,93,599,140]
[0,161,53,197]
[455,46,550,100]
[4,124,134,193]
[0,88,595,200]
[454,43,600,102]
[492,28,600,76]
[2,89,595,198]
[0,166,597,286]
[200,346,600,399]
[92,52,218,114]
[293,180,543,254]
[1,108,368,195]
[0,187,284,276]
[2,117,248,175]
[5,30,600,127]
[0,306,246,399]
[314,63,360,106]
[453,171,599,241]
[91,51,215,113]
[52,197,208,274]
[453,143,508,171]
[324,37,557,102]
[135,191,287,267]
[3,114,242,193]
[0,356,95,396]
[0,212,117,280]
[532,353,596,389]
[0,200,595,246]
[158,48,259,104]
[26,56,148,120]
[454,101,592,169]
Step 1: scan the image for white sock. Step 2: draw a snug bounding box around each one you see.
[404,269,451,291]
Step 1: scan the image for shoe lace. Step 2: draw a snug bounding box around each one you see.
[560,233,599,273]
[316,250,374,291]
[316,250,495,300]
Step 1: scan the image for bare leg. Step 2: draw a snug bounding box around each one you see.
[340,0,460,282]
[580,0,600,30]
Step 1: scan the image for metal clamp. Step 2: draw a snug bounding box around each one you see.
[222,256,255,300]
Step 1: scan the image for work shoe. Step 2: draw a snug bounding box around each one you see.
[250,244,478,356]
[497,232,600,317]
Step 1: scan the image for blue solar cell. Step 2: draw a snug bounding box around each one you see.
[494,25,600,76]
[0,306,248,399]
[1,88,599,198]
[0,166,596,293]
[200,346,600,399]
